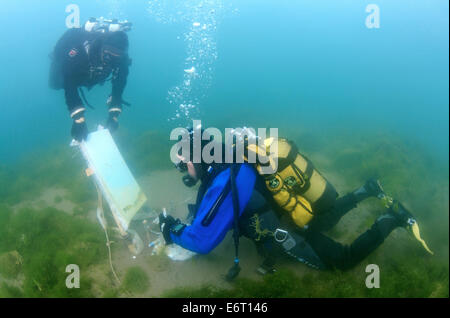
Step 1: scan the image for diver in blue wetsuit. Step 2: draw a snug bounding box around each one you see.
[159,128,416,278]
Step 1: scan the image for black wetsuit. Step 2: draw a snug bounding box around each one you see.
[49,28,130,113]
[239,175,399,271]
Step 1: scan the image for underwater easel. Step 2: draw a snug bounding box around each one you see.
[71,126,148,282]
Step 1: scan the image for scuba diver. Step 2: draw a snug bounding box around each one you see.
[159,127,432,279]
[49,18,132,142]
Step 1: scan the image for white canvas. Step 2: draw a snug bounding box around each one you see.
[79,128,147,232]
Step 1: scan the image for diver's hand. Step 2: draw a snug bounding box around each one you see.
[159,213,177,245]
[106,96,122,133]
[106,110,120,132]
[71,112,88,142]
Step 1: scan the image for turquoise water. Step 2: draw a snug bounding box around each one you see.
[0,0,448,298]
[0,0,448,162]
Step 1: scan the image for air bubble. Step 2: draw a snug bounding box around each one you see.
[147,0,235,123]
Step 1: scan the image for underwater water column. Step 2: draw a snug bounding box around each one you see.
[147,0,234,124]
[97,0,129,19]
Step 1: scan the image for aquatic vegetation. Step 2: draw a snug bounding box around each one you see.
[0,144,92,206]
[0,206,105,297]
[291,129,448,253]
[122,266,150,295]
[72,201,94,217]
[145,254,171,273]
[250,214,274,242]
[101,288,120,298]
[0,128,447,298]
[164,257,449,298]
[0,283,23,298]
[0,251,23,279]
[54,195,63,204]
[316,130,447,200]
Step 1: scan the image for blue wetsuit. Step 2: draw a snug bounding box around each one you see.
[170,163,257,254]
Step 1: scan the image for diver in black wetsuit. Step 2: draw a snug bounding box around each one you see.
[240,178,410,273]
[49,19,132,141]
[159,128,415,277]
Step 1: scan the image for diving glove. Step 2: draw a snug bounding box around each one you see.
[71,110,88,142]
[106,95,123,132]
[159,213,186,245]
[106,109,121,132]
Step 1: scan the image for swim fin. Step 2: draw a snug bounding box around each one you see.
[410,221,434,255]
[380,194,433,255]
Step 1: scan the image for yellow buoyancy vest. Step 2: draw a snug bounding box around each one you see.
[244,137,338,228]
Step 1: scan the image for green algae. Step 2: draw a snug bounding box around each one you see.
[0,128,447,298]
[122,266,150,295]
[0,205,105,297]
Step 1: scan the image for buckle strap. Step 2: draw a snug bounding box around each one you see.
[70,107,86,118]
[274,229,288,242]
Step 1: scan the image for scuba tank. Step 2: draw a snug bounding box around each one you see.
[257,138,338,228]
[84,17,133,33]
[234,129,338,229]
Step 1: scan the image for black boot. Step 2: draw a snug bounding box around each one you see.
[374,212,402,237]
[385,199,416,228]
[352,178,385,202]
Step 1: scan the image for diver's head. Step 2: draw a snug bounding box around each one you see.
[174,126,222,187]
[101,31,128,66]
